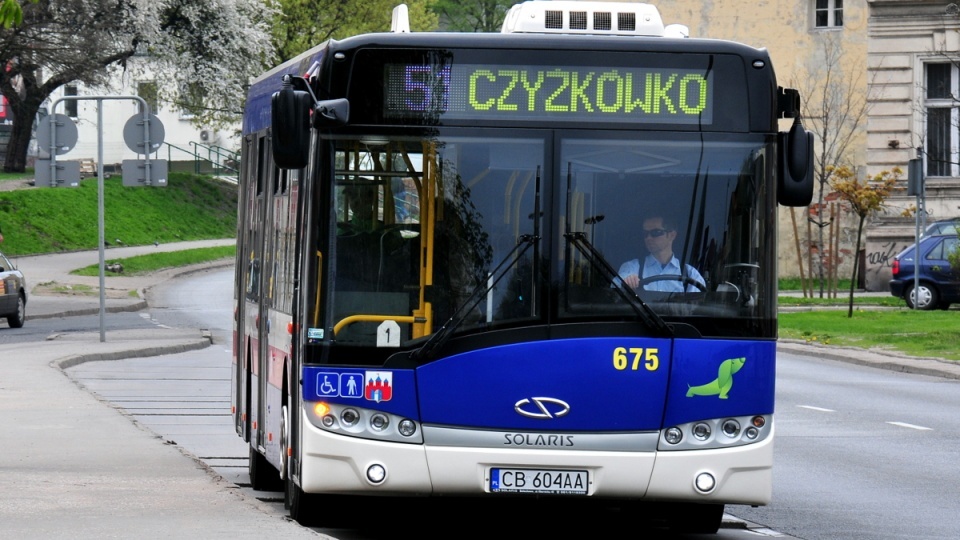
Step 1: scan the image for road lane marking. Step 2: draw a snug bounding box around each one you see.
[887,421,932,431]
[798,405,835,412]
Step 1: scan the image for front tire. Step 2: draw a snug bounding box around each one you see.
[249,445,282,492]
[906,282,939,310]
[667,503,724,534]
[7,293,24,328]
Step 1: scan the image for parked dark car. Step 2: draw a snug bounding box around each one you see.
[889,234,959,310]
[924,218,959,237]
[0,250,27,327]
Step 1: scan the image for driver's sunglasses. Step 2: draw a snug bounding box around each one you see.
[643,228,668,238]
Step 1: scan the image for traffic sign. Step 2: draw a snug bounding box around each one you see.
[35,158,80,187]
[122,113,165,154]
[122,159,168,187]
[35,114,78,155]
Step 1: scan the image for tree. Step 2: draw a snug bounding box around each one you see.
[830,165,900,317]
[0,0,275,172]
[272,0,438,63]
[430,0,512,32]
[793,34,869,297]
[0,0,35,28]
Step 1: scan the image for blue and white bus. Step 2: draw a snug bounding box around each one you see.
[233,1,813,532]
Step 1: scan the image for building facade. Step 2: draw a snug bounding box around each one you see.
[31,55,239,175]
[658,0,872,289]
[866,0,960,290]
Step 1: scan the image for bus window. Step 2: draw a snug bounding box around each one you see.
[328,135,545,346]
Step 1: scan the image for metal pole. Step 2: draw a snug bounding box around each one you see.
[914,149,922,309]
[142,102,152,185]
[48,94,152,340]
[48,113,57,186]
[98,99,106,341]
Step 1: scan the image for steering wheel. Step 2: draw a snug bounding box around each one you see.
[637,274,706,292]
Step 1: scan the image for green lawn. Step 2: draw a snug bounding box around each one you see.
[0,172,236,255]
[70,245,236,276]
[778,308,960,361]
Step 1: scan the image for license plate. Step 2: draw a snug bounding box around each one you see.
[489,468,588,495]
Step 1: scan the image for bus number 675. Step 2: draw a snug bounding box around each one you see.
[613,347,659,371]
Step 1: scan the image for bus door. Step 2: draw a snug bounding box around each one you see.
[241,134,272,448]
[254,141,279,454]
[233,134,258,440]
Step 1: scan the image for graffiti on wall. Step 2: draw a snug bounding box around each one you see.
[864,239,912,291]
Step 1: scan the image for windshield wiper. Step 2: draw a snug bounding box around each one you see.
[564,231,672,337]
[402,234,538,363]
[399,167,544,364]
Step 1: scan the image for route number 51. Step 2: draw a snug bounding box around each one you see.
[613,347,659,371]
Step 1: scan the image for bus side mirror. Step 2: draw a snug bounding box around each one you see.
[777,118,814,207]
[314,98,350,128]
[271,84,313,170]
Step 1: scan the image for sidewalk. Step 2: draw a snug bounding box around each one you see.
[0,240,323,538]
[11,238,236,319]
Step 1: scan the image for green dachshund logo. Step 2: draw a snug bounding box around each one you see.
[686,357,746,399]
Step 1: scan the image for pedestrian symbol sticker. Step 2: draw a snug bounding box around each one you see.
[340,373,361,398]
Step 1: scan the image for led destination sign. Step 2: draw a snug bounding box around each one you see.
[384,63,713,124]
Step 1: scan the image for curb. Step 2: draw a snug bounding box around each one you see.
[28,299,149,320]
[778,340,960,380]
[53,334,214,370]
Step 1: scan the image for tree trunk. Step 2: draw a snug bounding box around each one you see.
[3,91,47,173]
[847,216,865,318]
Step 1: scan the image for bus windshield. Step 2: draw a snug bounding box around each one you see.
[324,129,774,350]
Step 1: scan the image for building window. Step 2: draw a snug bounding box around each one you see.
[925,63,958,177]
[137,81,158,114]
[64,85,78,117]
[814,0,843,28]
[178,82,203,119]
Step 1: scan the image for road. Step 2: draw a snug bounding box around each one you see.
[63,267,960,538]
[734,351,960,539]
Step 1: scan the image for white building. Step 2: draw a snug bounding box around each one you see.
[33,57,240,175]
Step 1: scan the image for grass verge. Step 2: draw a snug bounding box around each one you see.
[779,309,960,362]
[70,245,236,276]
[0,172,237,256]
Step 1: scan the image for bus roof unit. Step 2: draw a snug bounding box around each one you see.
[501,0,689,38]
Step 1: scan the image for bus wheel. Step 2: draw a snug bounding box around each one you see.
[287,476,323,526]
[249,445,282,492]
[279,404,290,481]
[667,503,724,534]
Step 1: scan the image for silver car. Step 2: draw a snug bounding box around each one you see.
[0,250,26,328]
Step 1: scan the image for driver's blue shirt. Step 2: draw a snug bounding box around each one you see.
[617,255,705,292]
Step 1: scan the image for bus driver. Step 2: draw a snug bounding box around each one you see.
[617,215,705,293]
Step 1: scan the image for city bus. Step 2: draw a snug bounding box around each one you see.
[233,1,813,532]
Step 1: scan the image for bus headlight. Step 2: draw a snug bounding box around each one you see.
[664,427,683,445]
[340,408,360,427]
[692,422,711,441]
[305,402,423,444]
[659,415,771,451]
[398,419,417,437]
[721,419,740,438]
[370,413,389,431]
